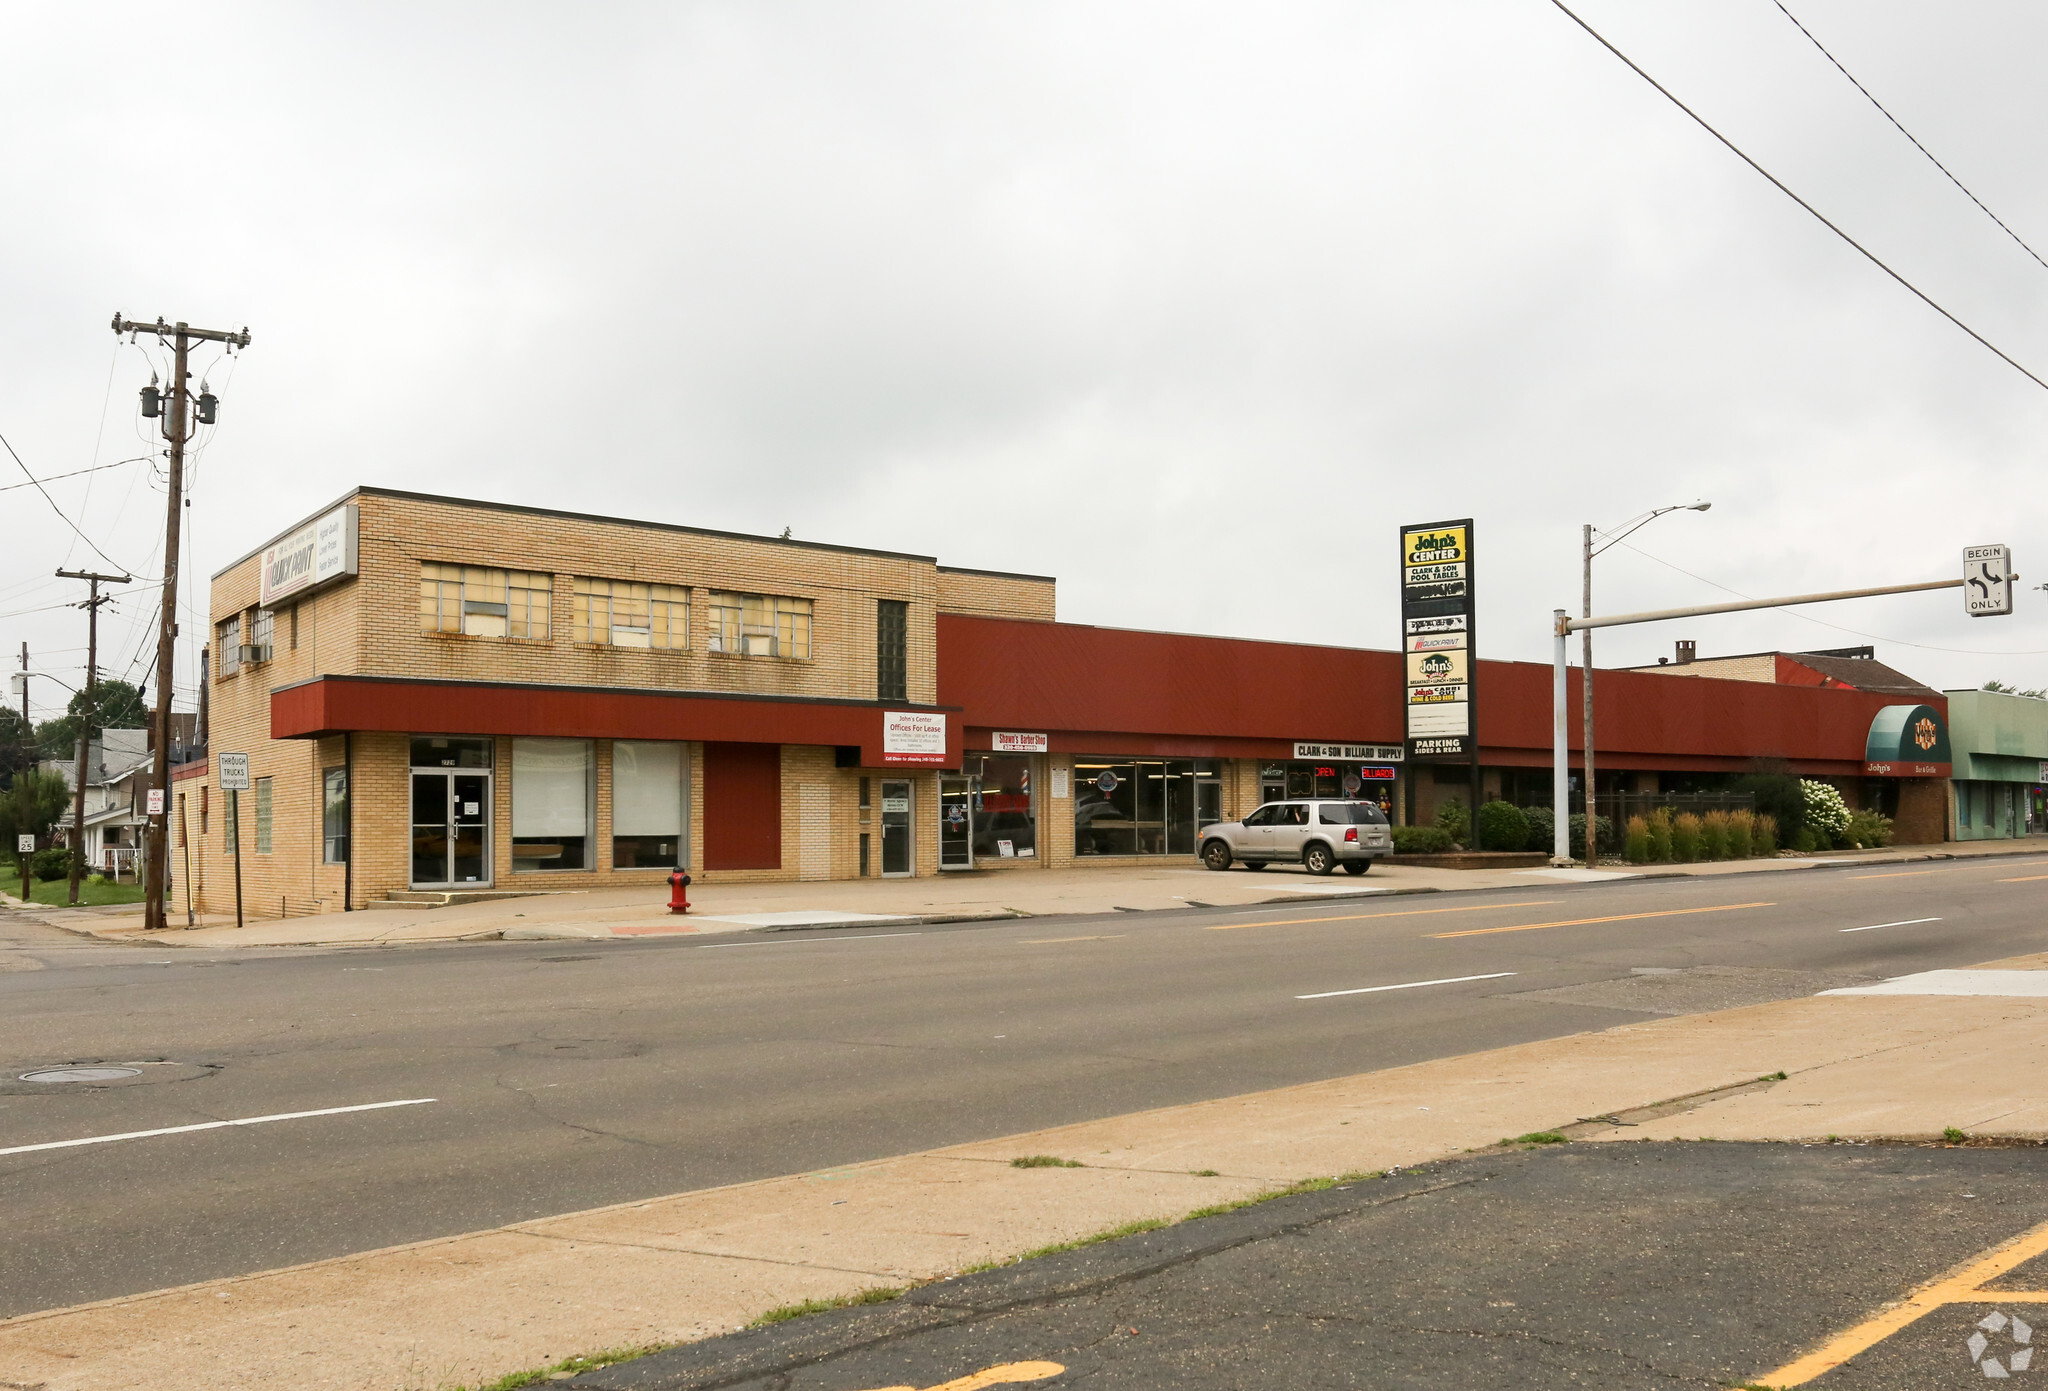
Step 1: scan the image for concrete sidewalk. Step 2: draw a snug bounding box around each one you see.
[21,837,2047,951]
[5,942,2047,1390]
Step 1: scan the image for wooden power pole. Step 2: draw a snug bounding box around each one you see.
[112,314,252,932]
[56,569,130,905]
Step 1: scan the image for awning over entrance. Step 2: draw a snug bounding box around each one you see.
[1864,703,1952,778]
[270,674,965,770]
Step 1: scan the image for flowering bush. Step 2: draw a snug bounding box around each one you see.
[1799,780,1850,837]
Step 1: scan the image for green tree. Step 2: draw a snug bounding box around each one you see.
[0,768,74,880]
[0,705,33,788]
[1982,680,2048,700]
[36,679,147,758]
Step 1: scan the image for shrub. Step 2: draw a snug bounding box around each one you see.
[1670,812,1703,862]
[1843,809,1893,849]
[1726,809,1755,860]
[1645,807,1673,862]
[1391,824,1453,854]
[1754,814,1778,856]
[1434,798,1470,847]
[30,846,73,882]
[1800,780,1850,839]
[1568,813,1615,860]
[1731,768,1805,836]
[1699,809,1730,861]
[1523,806,1555,853]
[1624,815,1651,864]
[1475,800,1530,852]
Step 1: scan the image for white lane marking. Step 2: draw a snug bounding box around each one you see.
[696,933,923,949]
[1297,972,1517,1000]
[1840,917,1943,933]
[1821,970,2048,998]
[0,1098,437,1158]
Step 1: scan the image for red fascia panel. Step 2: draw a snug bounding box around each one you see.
[1774,655,1831,688]
[270,676,965,768]
[940,614,1936,769]
[171,758,210,783]
[939,615,1403,746]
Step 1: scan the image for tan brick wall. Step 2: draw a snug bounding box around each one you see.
[1642,654,1776,683]
[935,568,1055,621]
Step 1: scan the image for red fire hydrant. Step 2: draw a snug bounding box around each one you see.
[667,870,692,915]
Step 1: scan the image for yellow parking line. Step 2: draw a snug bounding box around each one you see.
[1847,870,1937,879]
[853,1360,1067,1391]
[1761,1216,2048,1385]
[1207,901,1557,931]
[1428,902,1773,939]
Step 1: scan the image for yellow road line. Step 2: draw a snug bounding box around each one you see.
[853,1361,1067,1391]
[1021,935,1125,944]
[1428,902,1773,939]
[1761,1217,2048,1385]
[1847,870,1937,879]
[2000,874,2048,883]
[1206,901,1557,931]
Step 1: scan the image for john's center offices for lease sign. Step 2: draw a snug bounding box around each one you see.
[1400,519,1476,759]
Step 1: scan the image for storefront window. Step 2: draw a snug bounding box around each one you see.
[1074,758,1220,856]
[612,741,687,868]
[513,737,593,870]
[967,754,1034,857]
[322,767,349,864]
[1260,761,1397,815]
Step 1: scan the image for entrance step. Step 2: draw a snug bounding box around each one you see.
[371,890,560,910]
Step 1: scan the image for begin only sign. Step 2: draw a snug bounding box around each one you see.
[1964,544,2013,617]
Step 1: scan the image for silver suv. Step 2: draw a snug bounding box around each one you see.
[1200,800,1393,875]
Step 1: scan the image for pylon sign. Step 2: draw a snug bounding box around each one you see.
[1401,519,1476,758]
[1964,544,2013,617]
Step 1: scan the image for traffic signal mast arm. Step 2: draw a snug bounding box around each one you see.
[1556,576,1976,636]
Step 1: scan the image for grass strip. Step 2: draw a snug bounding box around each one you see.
[446,1343,668,1391]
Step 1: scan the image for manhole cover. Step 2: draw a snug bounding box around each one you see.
[19,1067,142,1084]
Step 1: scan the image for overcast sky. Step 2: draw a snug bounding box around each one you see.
[5,1,2047,724]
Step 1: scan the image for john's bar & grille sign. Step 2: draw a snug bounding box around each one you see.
[1401,519,1475,758]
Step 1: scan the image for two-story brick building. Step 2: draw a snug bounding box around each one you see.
[180,488,1953,918]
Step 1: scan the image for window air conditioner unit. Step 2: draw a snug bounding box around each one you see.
[238,644,271,666]
[740,633,777,657]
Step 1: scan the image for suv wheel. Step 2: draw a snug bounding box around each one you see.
[1201,840,1233,871]
[1342,860,1369,876]
[1303,842,1336,876]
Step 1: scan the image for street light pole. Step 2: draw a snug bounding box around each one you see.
[1576,501,1709,867]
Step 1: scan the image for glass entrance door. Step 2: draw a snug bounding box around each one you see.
[880,780,913,877]
[939,776,974,870]
[412,770,492,887]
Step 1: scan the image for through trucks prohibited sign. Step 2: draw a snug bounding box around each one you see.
[217,753,252,791]
[1964,544,2013,617]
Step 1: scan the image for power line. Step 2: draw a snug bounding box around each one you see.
[1547,0,2048,396]
[0,456,150,494]
[1610,535,2048,656]
[1773,1,2048,277]
[0,431,138,573]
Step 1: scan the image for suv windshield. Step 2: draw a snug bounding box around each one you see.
[1316,802,1388,825]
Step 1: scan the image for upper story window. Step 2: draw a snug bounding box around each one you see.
[419,564,552,639]
[876,599,907,702]
[708,592,811,659]
[215,616,242,676]
[573,578,689,648]
[248,608,275,662]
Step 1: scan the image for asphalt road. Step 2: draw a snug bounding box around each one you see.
[2,854,2046,1319]
[586,1141,2048,1391]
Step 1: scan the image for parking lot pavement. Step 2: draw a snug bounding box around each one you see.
[576,1141,2048,1391]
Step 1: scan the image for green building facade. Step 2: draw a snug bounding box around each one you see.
[1943,689,2048,840]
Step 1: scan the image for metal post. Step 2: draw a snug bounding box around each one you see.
[1552,610,1571,866]
[230,787,244,931]
[1581,523,1596,867]
[58,571,127,905]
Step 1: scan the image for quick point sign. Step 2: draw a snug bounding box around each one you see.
[259,504,359,609]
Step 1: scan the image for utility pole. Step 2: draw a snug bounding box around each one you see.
[112,314,251,932]
[55,570,129,905]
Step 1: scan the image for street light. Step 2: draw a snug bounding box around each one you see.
[1577,501,1710,866]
